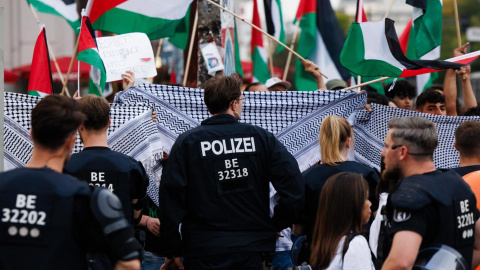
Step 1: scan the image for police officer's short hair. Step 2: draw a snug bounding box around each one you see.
[31,95,86,150]
[78,95,110,131]
[204,74,242,115]
[388,116,437,160]
[455,121,480,158]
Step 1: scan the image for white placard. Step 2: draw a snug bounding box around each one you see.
[200,42,224,76]
[96,33,157,82]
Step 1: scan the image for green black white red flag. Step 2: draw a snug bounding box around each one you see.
[27,0,80,33]
[77,16,106,95]
[86,0,193,40]
[28,27,54,97]
[340,19,480,78]
[263,0,286,53]
[404,0,443,94]
[251,0,269,83]
[294,0,351,91]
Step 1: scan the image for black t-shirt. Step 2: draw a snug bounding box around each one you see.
[385,170,480,266]
[64,147,148,223]
[452,165,480,177]
[0,167,104,270]
[301,161,380,241]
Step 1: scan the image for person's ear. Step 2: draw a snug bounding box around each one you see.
[345,137,352,149]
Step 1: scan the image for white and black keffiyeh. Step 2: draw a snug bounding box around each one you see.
[3,92,163,197]
[354,103,480,171]
[114,84,366,171]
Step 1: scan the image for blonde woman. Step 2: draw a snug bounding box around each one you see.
[299,116,379,244]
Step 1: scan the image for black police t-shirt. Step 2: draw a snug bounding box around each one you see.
[64,147,148,223]
[385,170,480,265]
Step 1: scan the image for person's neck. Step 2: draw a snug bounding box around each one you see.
[402,159,436,178]
[82,131,109,148]
[26,147,66,173]
[459,156,480,167]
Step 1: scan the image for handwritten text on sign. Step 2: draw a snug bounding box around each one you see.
[97,33,157,82]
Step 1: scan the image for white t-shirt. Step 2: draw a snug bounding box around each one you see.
[369,192,389,257]
[323,235,375,270]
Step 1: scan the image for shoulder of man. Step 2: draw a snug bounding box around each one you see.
[391,170,468,211]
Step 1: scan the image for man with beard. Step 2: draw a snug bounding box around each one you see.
[0,95,142,270]
[64,95,150,269]
[380,116,480,269]
[158,74,304,270]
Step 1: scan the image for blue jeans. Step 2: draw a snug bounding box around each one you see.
[272,250,293,270]
[141,251,165,270]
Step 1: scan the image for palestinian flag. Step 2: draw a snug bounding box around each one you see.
[340,19,479,78]
[78,16,106,94]
[169,6,191,50]
[87,0,193,40]
[27,0,80,33]
[294,0,350,91]
[355,0,368,23]
[234,20,244,78]
[28,28,54,97]
[405,0,443,95]
[251,0,269,83]
[263,0,286,53]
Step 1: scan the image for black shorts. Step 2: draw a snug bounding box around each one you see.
[184,252,263,270]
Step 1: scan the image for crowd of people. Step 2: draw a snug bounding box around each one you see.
[2,42,480,270]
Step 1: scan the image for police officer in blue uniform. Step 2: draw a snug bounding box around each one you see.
[380,116,480,269]
[158,74,304,270]
[0,95,141,270]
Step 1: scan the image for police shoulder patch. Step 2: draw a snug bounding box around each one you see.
[393,209,411,222]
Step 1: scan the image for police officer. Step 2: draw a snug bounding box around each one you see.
[0,95,141,270]
[64,95,149,227]
[63,95,150,269]
[158,74,304,270]
[380,116,480,269]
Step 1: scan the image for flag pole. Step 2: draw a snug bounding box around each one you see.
[452,0,465,79]
[453,0,462,47]
[183,7,198,87]
[29,4,71,97]
[384,0,395,18]
[61,35,80,95]
[343,76,390,90]
[283,20,300,81]
[268,40,275,78]
[205,0,327,79]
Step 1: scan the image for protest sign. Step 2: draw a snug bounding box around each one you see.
[97,33,157,81]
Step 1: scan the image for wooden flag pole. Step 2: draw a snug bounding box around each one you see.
[384,0,395,18]
[183,7,199,87]
[453,0,462,47]
[205,0,327,79]
[61,35,80,95]
[29,4,71,97]
[283,20,300,81]
[343,76,390,90]
[268,40,275,78]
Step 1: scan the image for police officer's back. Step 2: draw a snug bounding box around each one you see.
[158,74,304,270]
[0,95,141,270]
[380,116,480,269]
[64,95,149,226]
